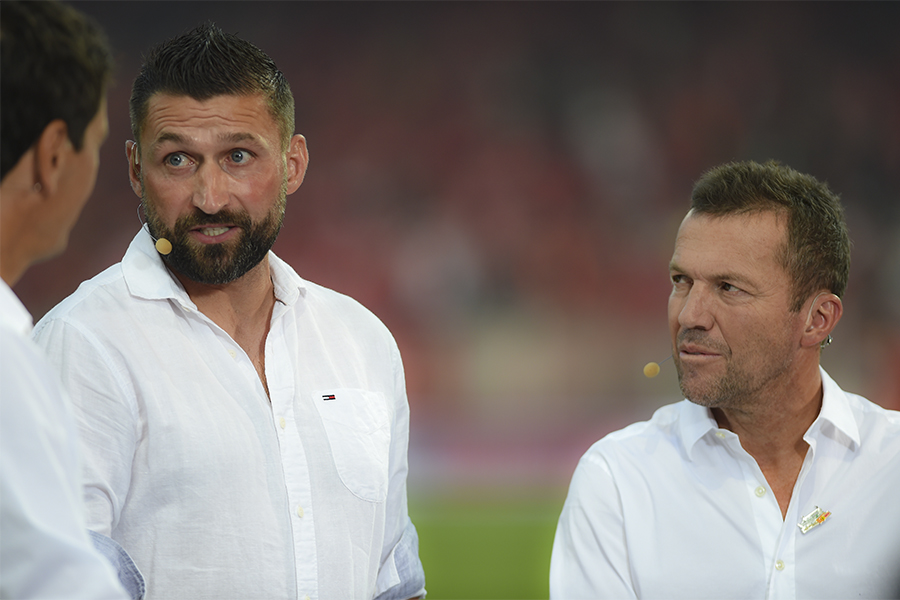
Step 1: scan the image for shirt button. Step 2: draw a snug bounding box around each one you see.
[227,349,237,359]
[715,431,726,439]
[303,596,311,600]
[755,486,766,497]
[775,560,785,571]
[279,417,286,429]
[297,505,304,518]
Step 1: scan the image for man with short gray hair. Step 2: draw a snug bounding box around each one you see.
[551,160,900,599]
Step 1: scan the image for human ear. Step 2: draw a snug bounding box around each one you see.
[125,140,143,198]
[284,134,309,195]
[33,120,71,196]
[801,292,843,349]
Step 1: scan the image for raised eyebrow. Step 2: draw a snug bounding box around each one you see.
[150,131,260,151]
[150,131,188,152]
[219,132,261,145]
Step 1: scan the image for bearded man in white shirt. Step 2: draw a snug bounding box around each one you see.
[33,23,425,600]
[550,160,900,599]
[0,2,140,598]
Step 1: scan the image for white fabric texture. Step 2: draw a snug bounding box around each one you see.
[1,281,129,599]
[32,229,425,600]
[551,368,900,599]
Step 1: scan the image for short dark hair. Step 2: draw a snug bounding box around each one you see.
[690,160,851,312]
[130,23,294,149]
[0,0,113,181]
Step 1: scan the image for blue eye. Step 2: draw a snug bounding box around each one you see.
[230,149,249,164]
[165,153,187,167]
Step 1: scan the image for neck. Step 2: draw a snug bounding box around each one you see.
[0,248,26,288]
[0,220,32,286]
[713,358,823,455]
[0,176,43,287]
[172,256,276,336]
[172,257,276,398]
[712,357,823,517]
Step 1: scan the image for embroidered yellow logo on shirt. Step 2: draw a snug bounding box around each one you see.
[798,506,831,534]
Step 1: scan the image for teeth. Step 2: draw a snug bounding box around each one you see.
[200,227,229,236]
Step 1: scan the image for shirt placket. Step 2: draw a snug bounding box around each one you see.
[266,311,318,600]
[721,432,795,600]
[734,440,816,600]
[767,438,817,600]
[193,301,317,600]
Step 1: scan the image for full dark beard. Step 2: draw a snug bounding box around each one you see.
[143,196,285,285]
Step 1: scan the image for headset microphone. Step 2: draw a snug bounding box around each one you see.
[154,238,173,255]
[137,204,173,255]
[643,355,673,378]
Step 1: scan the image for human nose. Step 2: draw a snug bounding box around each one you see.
[192,162,229,214]
[675,286,715,331]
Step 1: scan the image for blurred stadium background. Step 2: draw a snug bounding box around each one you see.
[15,2,900,597]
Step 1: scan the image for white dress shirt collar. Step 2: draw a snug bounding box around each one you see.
[809,366,861,449]
[679,365,862,461]
[122,227,306,310]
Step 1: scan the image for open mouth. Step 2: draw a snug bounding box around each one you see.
[199,226,230,237]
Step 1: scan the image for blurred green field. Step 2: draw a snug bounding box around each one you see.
[409,492,564,599]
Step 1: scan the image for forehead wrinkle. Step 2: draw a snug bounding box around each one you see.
[143,93,281,149]
[148,130,265,155]
[147,130,187,154]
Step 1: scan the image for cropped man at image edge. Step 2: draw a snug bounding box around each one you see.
[550,161,900,599]
[0,1,141,598]
[32,24,425,599]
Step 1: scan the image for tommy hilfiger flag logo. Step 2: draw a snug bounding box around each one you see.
[322,394,336,401]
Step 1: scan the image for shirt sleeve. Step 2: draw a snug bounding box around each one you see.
[373,339,426,600]
[549,447,636,599]
[31,316,140,538]
[1,328,129,599]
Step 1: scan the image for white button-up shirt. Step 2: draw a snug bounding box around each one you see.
[551,368,900,599]
[1,281,129,599]
[33,229,425,600]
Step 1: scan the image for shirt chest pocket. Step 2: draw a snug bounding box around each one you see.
[313,388,391,503]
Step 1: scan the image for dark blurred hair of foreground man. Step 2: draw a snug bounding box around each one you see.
[0,1,141,598]
[32,23,425,600]
[550,160,900,599]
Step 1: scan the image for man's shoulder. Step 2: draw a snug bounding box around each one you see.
[301,277,371,310]
[842,388,900,437]
[33,263,127,332]
[824,369,900,435]
[583,401,693,461]
[289,271,394,338]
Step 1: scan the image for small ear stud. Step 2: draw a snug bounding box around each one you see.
[820,335,833,349]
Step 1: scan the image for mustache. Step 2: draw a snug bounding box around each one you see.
[173,209,253,232]
[677,329,730,355]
